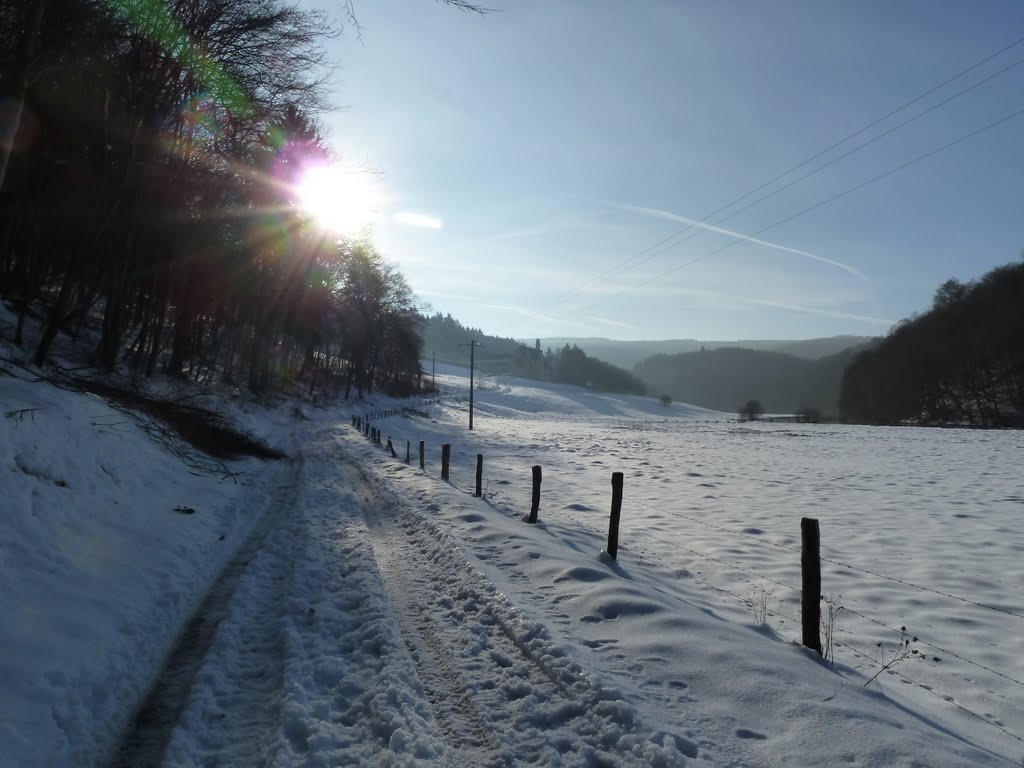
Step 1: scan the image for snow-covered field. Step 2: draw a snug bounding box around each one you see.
[2,349,1023,766]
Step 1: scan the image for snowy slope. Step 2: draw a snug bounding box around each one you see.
[2,354,1022,766]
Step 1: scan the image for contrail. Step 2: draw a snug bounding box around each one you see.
[621,204,870,282]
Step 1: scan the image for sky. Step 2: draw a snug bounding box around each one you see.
[302,0,1024,341]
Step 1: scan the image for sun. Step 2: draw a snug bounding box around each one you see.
[294,164,383,236]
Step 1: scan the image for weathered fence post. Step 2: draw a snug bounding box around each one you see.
[441,443,451,481]
[387,437,397,458]
[528,465,541,523]
[475,454,483,497]
[801,517,822,656]
[406,440,411,463]
[419,440,425,469]
[607,472,624,559]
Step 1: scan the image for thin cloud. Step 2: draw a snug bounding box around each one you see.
[745,297,894,325]
[393,211,444,230]
[583,314,637,330]
[484,211,616,242]
[618,203,870,282]
[486,225,553,241]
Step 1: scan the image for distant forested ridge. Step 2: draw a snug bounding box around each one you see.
[0,0,422,397]
[422,314,645,395]
[840,262,1024,427]
[537,335,873,371]
[634,344,867,416]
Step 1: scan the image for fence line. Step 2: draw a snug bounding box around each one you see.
[350,407,1024,739]
[510,463,1024,624]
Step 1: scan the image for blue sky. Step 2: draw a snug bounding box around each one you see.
[306,0,1024,341]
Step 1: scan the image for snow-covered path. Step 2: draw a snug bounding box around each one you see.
[115,427,686,766]
[5,358,1022,766]
[116,459,304,766]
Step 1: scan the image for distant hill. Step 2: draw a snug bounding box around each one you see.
[634,344,872,416]
[534,336,874,370]
[424,314,872,413]
[420,314,645,395]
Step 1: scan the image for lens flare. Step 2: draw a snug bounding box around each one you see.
[294,164,384,236]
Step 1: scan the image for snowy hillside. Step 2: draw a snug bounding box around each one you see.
[2,356,1022,766]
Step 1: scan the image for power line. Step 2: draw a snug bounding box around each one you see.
[563,102,1024,314]
[552,33,1024,308]
[596,51,1024,285]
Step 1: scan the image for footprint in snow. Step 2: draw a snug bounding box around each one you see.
[735,728,767,740]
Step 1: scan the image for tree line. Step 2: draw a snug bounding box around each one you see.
[840,261,1024,427]
[0,0,425,398]
[420,315,646,395]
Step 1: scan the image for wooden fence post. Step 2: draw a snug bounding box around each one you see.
[607,472,624,559]
[801,517,822,656]
[475,454,483,497]
[387,437,397,458]
[419,440,425,469]
[528,465,541,523]
[406,440,411,463]
[441,443,451,480]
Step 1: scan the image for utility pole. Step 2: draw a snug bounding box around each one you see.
[458,340,485,430]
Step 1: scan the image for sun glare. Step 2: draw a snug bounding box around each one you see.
[295,164,383,236]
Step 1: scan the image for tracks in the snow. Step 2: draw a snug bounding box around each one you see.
[112,459,302,767]
[368,519,501,767]
[348,454,659,767]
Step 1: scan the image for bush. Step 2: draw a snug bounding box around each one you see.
[738,399,763,422]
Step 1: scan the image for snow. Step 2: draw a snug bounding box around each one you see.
[2,346,1023,766]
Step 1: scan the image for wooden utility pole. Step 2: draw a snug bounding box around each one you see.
[458,340,485,430]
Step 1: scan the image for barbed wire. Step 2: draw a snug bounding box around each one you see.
[817,554,1024,622]
[836,605,1024,689]
[350,420,1024,719]
[831,637,1024,750]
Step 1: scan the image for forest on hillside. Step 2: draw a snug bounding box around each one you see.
[0,0,426,398]
[840,261,1024,427]
[422,314,646,395]
[634,345,865,416]
[539,335,874,371]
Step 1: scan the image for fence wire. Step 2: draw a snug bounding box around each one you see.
[347,410,1024,745]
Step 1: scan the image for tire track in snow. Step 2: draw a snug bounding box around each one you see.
[343,451,690,767]
[113,457,303,767]
[368,518,501,767]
